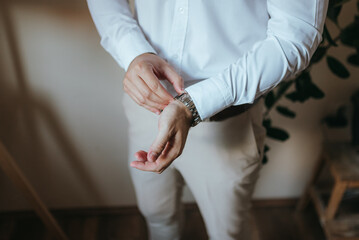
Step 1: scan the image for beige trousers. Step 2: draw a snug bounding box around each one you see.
[123,94,266,240]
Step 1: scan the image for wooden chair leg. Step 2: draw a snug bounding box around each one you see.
[0,142,68,240]
[296,153,326,211]
[326,181,347,220]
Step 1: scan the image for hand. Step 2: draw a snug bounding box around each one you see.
[130,100,193,173]
[124,53,184,114]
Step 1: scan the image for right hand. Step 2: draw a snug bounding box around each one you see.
[131,99,193,173]
[124,53,184,114]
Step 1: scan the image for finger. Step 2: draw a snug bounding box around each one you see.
[131,144,172,173]
[130,160,158,171]
[135,150,148,161]
[124,81,161,114]
[163,65,184,94]
[132,135,182,173]
[154,138,180,173]
[128,74,167,105]
[125,86,159,114]
[140,69,173,102]
[127,77,167,111]
[147,128,171,162]
[135,76,169,109]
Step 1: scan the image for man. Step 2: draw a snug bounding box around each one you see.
[87,0,328,239]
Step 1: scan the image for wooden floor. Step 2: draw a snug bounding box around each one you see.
[0,203,326,240]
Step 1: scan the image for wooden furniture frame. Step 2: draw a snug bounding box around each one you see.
[0,141,68,240]
[297,143,359,240]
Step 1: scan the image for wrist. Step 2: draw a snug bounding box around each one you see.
[172,100,193,123]
[174,92,202,127]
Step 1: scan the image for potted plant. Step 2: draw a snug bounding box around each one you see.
[262,0,359,163]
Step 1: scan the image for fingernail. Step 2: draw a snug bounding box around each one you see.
[149,152,159,162]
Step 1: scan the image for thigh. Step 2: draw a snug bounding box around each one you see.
[174,107,264,239]
[123,94,184,220]
[129,164,184,222]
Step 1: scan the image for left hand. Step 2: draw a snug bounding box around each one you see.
[130,100,193,174]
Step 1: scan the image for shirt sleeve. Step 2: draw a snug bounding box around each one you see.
[87,0,157,71]
[186,0,329,120]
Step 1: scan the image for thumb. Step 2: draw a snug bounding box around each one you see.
[148,128,170,162]
[163,65,184,94]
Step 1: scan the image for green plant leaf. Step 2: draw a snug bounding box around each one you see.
[326,56,350,78]
[276,106,296,118]
[285,72,324,101]
[263,118,290,141]
[329,0,351,7]
[276,80,294,98]
[285,92,302,102]
[262,154,268,164]
[347,53,359,66]
[323,106,348,128]
[295,71,311,91]
[265,91,275,109]
[309,82,325,99]
[310,46,327,64]
[264,144,270,152]
[340,17,359,48]
[262,119,271,128]
[285,90,310,103]
[266,127,290,141]
[327,5,342,24]
[294,72,314,101]
[262,145,270,164]
[323,24,338,47]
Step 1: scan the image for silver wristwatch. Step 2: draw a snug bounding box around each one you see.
[174,92,202,127]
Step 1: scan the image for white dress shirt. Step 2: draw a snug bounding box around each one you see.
[87,0,328,120]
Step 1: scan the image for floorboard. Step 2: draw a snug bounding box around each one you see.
[0,203,325,240]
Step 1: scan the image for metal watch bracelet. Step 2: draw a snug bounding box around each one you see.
[174,92,202,127]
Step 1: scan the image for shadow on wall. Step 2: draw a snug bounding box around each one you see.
[0,2,105,208]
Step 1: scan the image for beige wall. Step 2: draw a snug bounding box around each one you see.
[0,1,358,211]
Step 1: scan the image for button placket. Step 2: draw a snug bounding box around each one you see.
[167,0,188,75]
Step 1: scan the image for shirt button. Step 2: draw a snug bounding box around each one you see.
[173,54,178,59]
[179,7,184,13]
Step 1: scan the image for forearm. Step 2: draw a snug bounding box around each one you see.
[186,0,329,120]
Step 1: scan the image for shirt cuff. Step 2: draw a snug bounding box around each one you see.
[107,29,157,71]
[186,78,234,120]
